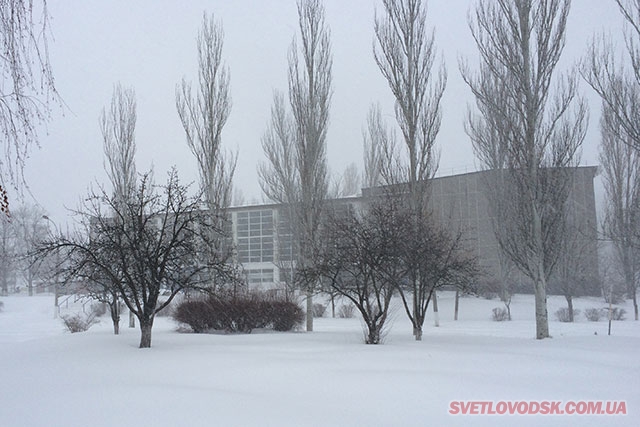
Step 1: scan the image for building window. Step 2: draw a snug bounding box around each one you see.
[245,268,274,286]
[236,210,274,263]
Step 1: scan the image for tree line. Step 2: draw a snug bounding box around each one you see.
[3,0,640,347]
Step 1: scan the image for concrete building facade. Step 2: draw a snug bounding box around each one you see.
[228,166,599,295]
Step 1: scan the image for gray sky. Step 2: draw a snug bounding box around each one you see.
[25,0,625,225]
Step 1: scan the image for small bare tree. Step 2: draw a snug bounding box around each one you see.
[373,0,447,340]
[176,12,236,219]
[582,0,640,151]
[461,0,587,339]
[600,103,640,320]
[314,200,402,344]
[259,0,332,331]
[0,0,60,199]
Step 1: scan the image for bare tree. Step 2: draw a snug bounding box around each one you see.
[373,0,447,340]
[0,0,60,200]
[313,200,402,344]
[102,83,137,206]
[461,0,587,339]
[176,12,235,216]
[40,170,238,348]
[362,104,395,189]
[259,91,298,206]
[551,217,595,322]
[330,163,360,198]
[582,0,640,151]
[100,83,138,330]
[259,0,332,332]
[600,103,640,320]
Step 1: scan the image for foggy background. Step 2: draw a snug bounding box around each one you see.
[25,0,624,224]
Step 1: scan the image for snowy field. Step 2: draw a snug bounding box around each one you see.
[0,292,638,427]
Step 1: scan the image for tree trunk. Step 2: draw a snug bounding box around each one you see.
[28,278,33,296]
[534,277,550,339]
[454,290,459,321]
[306,290,313,332]
[129,310,135,328]
[432,290,440,327]
[506,302,511,321]
[566,295,574,323]
[139,317,153,348]
[331,293,336,318]
[414,325,423,341]
[366,324,381,344]
[110,300,120,335]
[633,291,638,321]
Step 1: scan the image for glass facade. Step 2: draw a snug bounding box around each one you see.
[236,210,274,263]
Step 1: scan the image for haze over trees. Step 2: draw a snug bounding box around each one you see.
[462,0,587,339]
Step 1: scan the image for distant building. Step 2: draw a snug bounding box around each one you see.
[228,166,599,295]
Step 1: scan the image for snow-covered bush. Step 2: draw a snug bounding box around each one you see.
[173,295,303,333]
[555,307,580,322]
[584,308,602,322]
[61,313,97,333]
[491,307,509,321]
[312,303,326,318]
[337,304,355,318]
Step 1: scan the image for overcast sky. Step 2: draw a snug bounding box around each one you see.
[24,0,625,225]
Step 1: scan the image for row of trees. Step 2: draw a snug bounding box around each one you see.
[262,0,640,340]
[259,0,588,341]
[584,0,640,321]
[19,0,640,350]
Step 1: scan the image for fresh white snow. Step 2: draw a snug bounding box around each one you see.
[0,292,638,427]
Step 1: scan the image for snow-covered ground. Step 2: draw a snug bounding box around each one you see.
[0,292,638,427]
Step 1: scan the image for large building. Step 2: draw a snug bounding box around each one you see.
[228,166,599,295]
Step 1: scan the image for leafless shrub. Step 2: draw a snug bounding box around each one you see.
[492,307,510,322]
[337,304,355,319]
[584,308,603,322]
[173,294,304,333]
[61,313,97,333]
[555,307,581,323]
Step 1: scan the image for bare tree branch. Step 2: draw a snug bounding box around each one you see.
[0,0,60,203]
